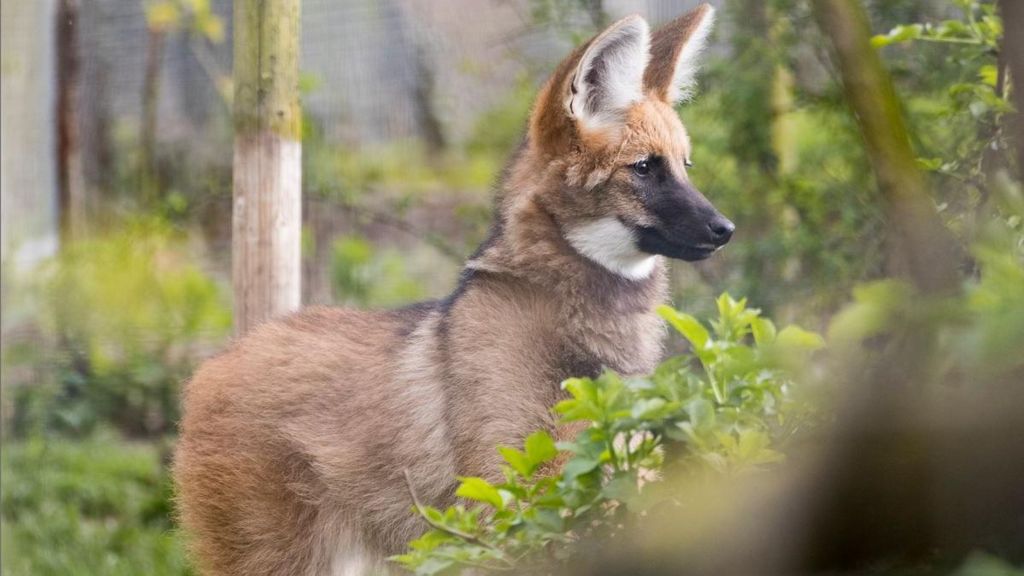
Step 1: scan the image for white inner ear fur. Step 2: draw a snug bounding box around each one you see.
[566,217,659,280]
[567,15,650,131]
[667,7,715,103]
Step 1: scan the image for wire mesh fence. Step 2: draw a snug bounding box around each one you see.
[1,0,725,266]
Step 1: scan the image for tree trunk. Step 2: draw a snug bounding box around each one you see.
[793,2,970,569]
[813,0,960,296]
[141,25,165,203]
[412,41,447,158]
[769,16,796,177]
[232,0,303,335]
[55,0,85,244]
[1000,0,1024,179]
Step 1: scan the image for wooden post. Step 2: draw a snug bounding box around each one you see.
[56,0,86,244]
[232,0,302,335]
[140,21,165,203]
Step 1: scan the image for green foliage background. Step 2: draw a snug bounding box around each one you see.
[2,436,190,576]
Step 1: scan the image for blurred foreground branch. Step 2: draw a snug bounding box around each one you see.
[1001,0,1024,178]
[813,0,961,295]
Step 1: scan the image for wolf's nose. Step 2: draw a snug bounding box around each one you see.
[708,217,735,245]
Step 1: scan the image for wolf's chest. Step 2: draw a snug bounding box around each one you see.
[566,310,665,376]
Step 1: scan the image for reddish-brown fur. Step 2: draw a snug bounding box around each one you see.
[175,6,716,575]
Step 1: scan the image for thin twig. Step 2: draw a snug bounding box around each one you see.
[330,195,469,264]
[910,36,984,46]
[401,469,512,563]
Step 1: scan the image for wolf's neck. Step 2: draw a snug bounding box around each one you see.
[459,206,669,376]
[468,192,664,290]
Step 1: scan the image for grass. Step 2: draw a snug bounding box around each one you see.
[1,433,191,576]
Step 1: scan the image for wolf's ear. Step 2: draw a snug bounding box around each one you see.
[644,4,715,104]
[566,15,650,131]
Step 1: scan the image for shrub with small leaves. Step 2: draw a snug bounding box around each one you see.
[394,294,824,575]
[8,218,231,438]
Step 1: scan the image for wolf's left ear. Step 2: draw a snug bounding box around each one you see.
[566,15,650,131]
[644,3,715,104]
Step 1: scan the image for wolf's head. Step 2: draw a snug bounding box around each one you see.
[520,4,731,280]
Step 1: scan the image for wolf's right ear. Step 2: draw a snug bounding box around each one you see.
[565,15,650,132]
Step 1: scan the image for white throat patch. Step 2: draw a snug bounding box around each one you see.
[566,217,658,280]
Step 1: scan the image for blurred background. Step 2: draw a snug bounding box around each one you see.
[1,0,1022,574]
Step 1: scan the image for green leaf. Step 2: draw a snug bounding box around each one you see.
[751,317,777,345]
[498,446,532,478]
[631,397,668,420]
[406,529,455,552]
[774,326,826,351]
[562,377,597,403]
[686,398,715,429]
[871,24,923,48]
[658,305,710,350]
[828,280,912,344]
[934,20,970,39]
[556,377,603,421]
[716,345,757,382]
[916,157,944,171]
[415,556,457,575]
[734,429,786,465]
[455,477,504,509]
[554,398,599,422]
[979,65,999,87]
[523,431,558,468]
[528,507,565,532]
[562,456,601,482]
[421,506,445,525]
[716,292,744,318]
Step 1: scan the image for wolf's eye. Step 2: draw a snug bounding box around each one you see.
[632,159,651,176]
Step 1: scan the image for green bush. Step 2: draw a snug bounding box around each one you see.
[394,295,823,575]
[9,218,230,437]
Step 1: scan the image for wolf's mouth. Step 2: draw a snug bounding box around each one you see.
[634,226,720,262]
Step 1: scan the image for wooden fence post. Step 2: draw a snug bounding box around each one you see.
[232,0,302,335]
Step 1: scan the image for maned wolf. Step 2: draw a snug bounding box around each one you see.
[175,5,730,575]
